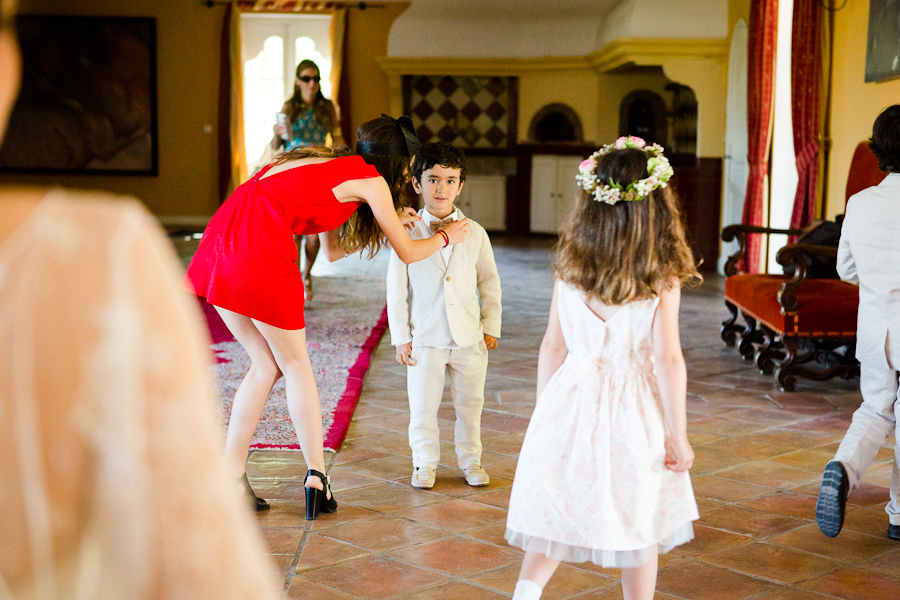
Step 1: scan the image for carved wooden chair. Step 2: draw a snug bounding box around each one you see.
[719,142,884,390]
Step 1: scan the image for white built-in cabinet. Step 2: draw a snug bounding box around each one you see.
[456,174,506,231]
[529,154,584,233]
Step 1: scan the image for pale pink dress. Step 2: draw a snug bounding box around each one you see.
[505,281,698,568]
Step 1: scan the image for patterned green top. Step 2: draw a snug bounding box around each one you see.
[285,109,330,150]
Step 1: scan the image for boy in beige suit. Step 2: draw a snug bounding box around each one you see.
[386,142,502,489]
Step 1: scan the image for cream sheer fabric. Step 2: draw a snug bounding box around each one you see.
[0,190,281,600]
[505,523,694,569]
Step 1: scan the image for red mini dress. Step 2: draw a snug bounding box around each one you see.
[183,155,380,329]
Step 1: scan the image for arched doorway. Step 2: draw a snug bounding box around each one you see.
[618,90,668,147]
[527,103,583,143]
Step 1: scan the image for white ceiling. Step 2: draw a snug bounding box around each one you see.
[393,0,622,21]
[386,1,729,59]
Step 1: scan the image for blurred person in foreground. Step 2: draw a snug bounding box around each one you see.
[0,0,282,596]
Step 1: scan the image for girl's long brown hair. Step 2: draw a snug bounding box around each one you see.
[554,147,701,305]
[270,117,413,258]
[284,59,336,131]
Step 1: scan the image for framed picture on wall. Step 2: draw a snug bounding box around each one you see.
[0,15,158,175]
[865,0,900,83]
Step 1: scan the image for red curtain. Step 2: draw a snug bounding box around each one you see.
[789,0,822,231]
[741,0,778,272]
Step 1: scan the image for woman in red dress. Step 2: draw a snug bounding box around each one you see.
[184,116,469,519]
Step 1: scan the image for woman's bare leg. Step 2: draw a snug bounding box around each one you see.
[621,545,658,600]
[302,235,320,300]
[252,320,327,491]
[214,307,282,478]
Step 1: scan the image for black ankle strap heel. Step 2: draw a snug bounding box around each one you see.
[238,473,270,512]
[305,469,338,520]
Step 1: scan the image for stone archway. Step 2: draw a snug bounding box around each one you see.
[527,103,583,143]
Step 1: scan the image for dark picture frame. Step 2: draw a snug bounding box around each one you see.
[0,15,158,175]
[865,0,900,83]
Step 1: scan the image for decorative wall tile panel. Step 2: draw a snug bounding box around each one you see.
[403,75,518,149]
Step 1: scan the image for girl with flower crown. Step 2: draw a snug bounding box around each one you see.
[505,137,701,600]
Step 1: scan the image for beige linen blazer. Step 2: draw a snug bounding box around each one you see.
[837,173,900,369]
[386,208,501,348]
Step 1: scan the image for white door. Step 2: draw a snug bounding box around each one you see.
[459,175,506,231]
[720,19,749,273]
[531,155,558,233]
[555,155,585,230]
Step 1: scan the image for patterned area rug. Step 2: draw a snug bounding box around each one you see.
[198,276,388,452]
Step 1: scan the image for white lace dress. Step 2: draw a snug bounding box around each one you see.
[0,191,282,599]
[505,281,698,568]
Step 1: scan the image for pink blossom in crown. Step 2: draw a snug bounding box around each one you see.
[614,136,647,150]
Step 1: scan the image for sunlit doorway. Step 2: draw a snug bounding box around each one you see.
[241,13,333,169]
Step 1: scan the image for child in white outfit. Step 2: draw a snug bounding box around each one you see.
[505,137,700,600]
[386,141,502,490]
[816,105,900,543]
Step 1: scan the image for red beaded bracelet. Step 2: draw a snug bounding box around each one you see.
[437,230,449,247]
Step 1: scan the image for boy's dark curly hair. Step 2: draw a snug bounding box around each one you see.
[869,105,900,173]
[412,141,466,183]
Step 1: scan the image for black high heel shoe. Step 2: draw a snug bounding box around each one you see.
[305,469,337,520]
[238,473,270,512]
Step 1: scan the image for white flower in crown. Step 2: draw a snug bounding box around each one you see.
[575,136,673,205]
[596,185,622,205]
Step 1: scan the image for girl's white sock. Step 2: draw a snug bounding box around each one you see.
[512,579,543,600]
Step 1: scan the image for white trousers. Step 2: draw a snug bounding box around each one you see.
[834,363,900,525]
[406,343,488,470]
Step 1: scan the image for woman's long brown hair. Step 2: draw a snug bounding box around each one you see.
[554,147,701,304]
[344,117,415,257]
[270,117,413,258]
[284,59,336,131]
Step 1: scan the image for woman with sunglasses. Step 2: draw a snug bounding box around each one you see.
[272,59,344,300]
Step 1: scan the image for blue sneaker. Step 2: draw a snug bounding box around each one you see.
[888,524,900,541]
[816,461,849,537]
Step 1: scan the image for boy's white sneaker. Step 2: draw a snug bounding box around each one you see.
[411,467,436,489]
[463,464,490,487]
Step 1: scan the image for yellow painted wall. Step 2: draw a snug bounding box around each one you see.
[826,0,900,218]
[345,3,409,144]
[520,68,675,147]
[660,57,727,157]
[380,59,681,152]
[595,70,673,145]
[1,0,408,218]
[729,0,751,32]
[517,69,601,143]
[2,0,222,218]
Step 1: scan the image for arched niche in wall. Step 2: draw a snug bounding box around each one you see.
[618,90,669,147]
[664,83,698,157]
[527,103,583,143]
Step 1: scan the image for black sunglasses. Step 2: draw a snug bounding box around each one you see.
[298,75,321,83]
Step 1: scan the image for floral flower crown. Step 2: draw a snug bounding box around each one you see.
[575,136,674,205]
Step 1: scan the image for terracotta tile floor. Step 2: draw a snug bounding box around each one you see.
[181,237,899,599]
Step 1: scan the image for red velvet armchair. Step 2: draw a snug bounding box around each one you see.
[719,142,884,390]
